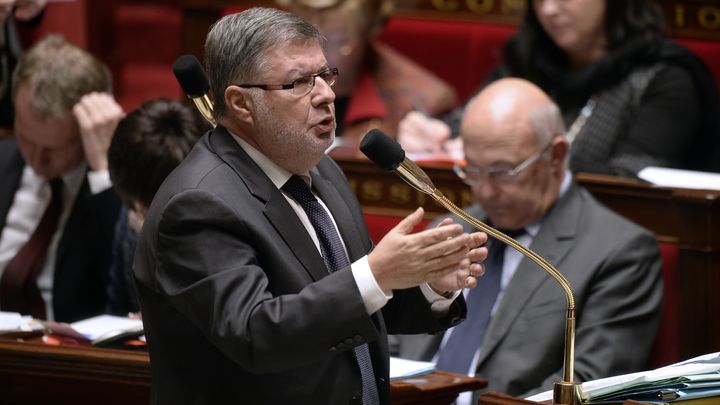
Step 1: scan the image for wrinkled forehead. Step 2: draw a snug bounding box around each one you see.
[259,39,328,77]
[462,115,538,164]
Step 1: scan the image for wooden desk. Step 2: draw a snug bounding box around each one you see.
[334,155,720,361]
[0,338,485,405]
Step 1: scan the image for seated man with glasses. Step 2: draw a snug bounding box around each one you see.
[392,78,663,403]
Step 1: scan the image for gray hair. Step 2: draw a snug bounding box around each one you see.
[205,7,323,120]
[529,102,565,148]
[13,35,112,120]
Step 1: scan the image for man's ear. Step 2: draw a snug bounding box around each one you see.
[550,135,569,167]
[225,85,255,125]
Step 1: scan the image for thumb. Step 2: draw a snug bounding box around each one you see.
[390,207,424,235]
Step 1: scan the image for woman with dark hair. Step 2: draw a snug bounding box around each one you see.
[398,0,720,177]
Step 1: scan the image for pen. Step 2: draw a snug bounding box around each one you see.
[412,99,428,116]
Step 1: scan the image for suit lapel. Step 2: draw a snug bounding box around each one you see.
[207,127,330,282]
[476,183,582,367]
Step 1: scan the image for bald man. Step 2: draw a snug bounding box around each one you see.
[393,78,663,401]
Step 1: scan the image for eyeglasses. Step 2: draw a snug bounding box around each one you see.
[454,142,552,186]
[237,67,339,96]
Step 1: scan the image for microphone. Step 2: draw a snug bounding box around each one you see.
[360,129,582,405]
[172,54,217,127]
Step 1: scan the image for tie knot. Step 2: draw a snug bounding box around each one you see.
[498,227,526,239]
[282,175,316,204]
[49,179,63,199]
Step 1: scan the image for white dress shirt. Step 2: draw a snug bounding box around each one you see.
[0,163,111,320]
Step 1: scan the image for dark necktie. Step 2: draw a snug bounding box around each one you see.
[435,228,525,374]
[283,175,379,405]
[0,179,63,319]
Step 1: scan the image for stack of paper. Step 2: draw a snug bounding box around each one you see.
[389,357,436,380]
[0,311,42,333]
[527,352,720,403]
[70,314,144,346]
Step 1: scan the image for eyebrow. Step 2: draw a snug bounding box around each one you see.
[285,65,331,81]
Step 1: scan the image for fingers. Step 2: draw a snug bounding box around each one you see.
[389,207,424,235]
[73,92,124,171]
[397,111,450,153]
[74,92,124,133]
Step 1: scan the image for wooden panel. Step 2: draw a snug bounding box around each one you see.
[0,338,485,404]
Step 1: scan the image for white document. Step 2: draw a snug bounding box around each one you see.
[526,352,720,402]
[0,311,38,332]
[70,314,143,342]
[389,356,436,380]
[638,166,720,190]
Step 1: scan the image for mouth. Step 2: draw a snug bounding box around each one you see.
[313,117,335,134]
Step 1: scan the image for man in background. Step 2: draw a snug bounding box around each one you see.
[0,35,124,322]
[394,78,663,402]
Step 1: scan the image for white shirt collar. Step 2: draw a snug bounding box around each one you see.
[227,131,312,189]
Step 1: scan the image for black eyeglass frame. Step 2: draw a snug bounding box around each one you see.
[236,67,339,96]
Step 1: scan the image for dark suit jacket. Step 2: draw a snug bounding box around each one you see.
[0,137,121,322]
[133,126,465,405]
[394,182,663,398]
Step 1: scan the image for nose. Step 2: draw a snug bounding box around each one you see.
[535,0,560,17]
[472,179,497,202]
[310,75,335,107]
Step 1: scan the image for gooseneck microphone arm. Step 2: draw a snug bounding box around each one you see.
[172,54,217,127]
[360,129,582,405]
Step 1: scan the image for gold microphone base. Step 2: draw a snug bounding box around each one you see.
[553,381,583,405]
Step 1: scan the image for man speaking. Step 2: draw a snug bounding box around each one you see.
[133,7,486,405]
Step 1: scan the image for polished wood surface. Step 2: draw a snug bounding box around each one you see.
[393,370,487,404]
[333,154,720,361]
[0,338,485,404]
[0,339,150,405]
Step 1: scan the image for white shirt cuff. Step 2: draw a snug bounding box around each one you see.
[420,283,461,314]
[87,170,112,194]
[351,255,392,315]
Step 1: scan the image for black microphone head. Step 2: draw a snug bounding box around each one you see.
[172,54,210,98]
[360,129,405,171]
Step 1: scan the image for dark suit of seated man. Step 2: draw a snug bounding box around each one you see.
[133,7,487,405]
[392,78,663,403]
[0,35,124,322]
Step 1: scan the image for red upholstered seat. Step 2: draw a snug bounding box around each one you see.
[649,242,680,368]
[363,213,430,245]
[676,38,720,90]
[377,18,516,102]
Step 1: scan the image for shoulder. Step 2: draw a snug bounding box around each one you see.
[573,186,655,242]
[0,136,18,156]
[0,137,22,174]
